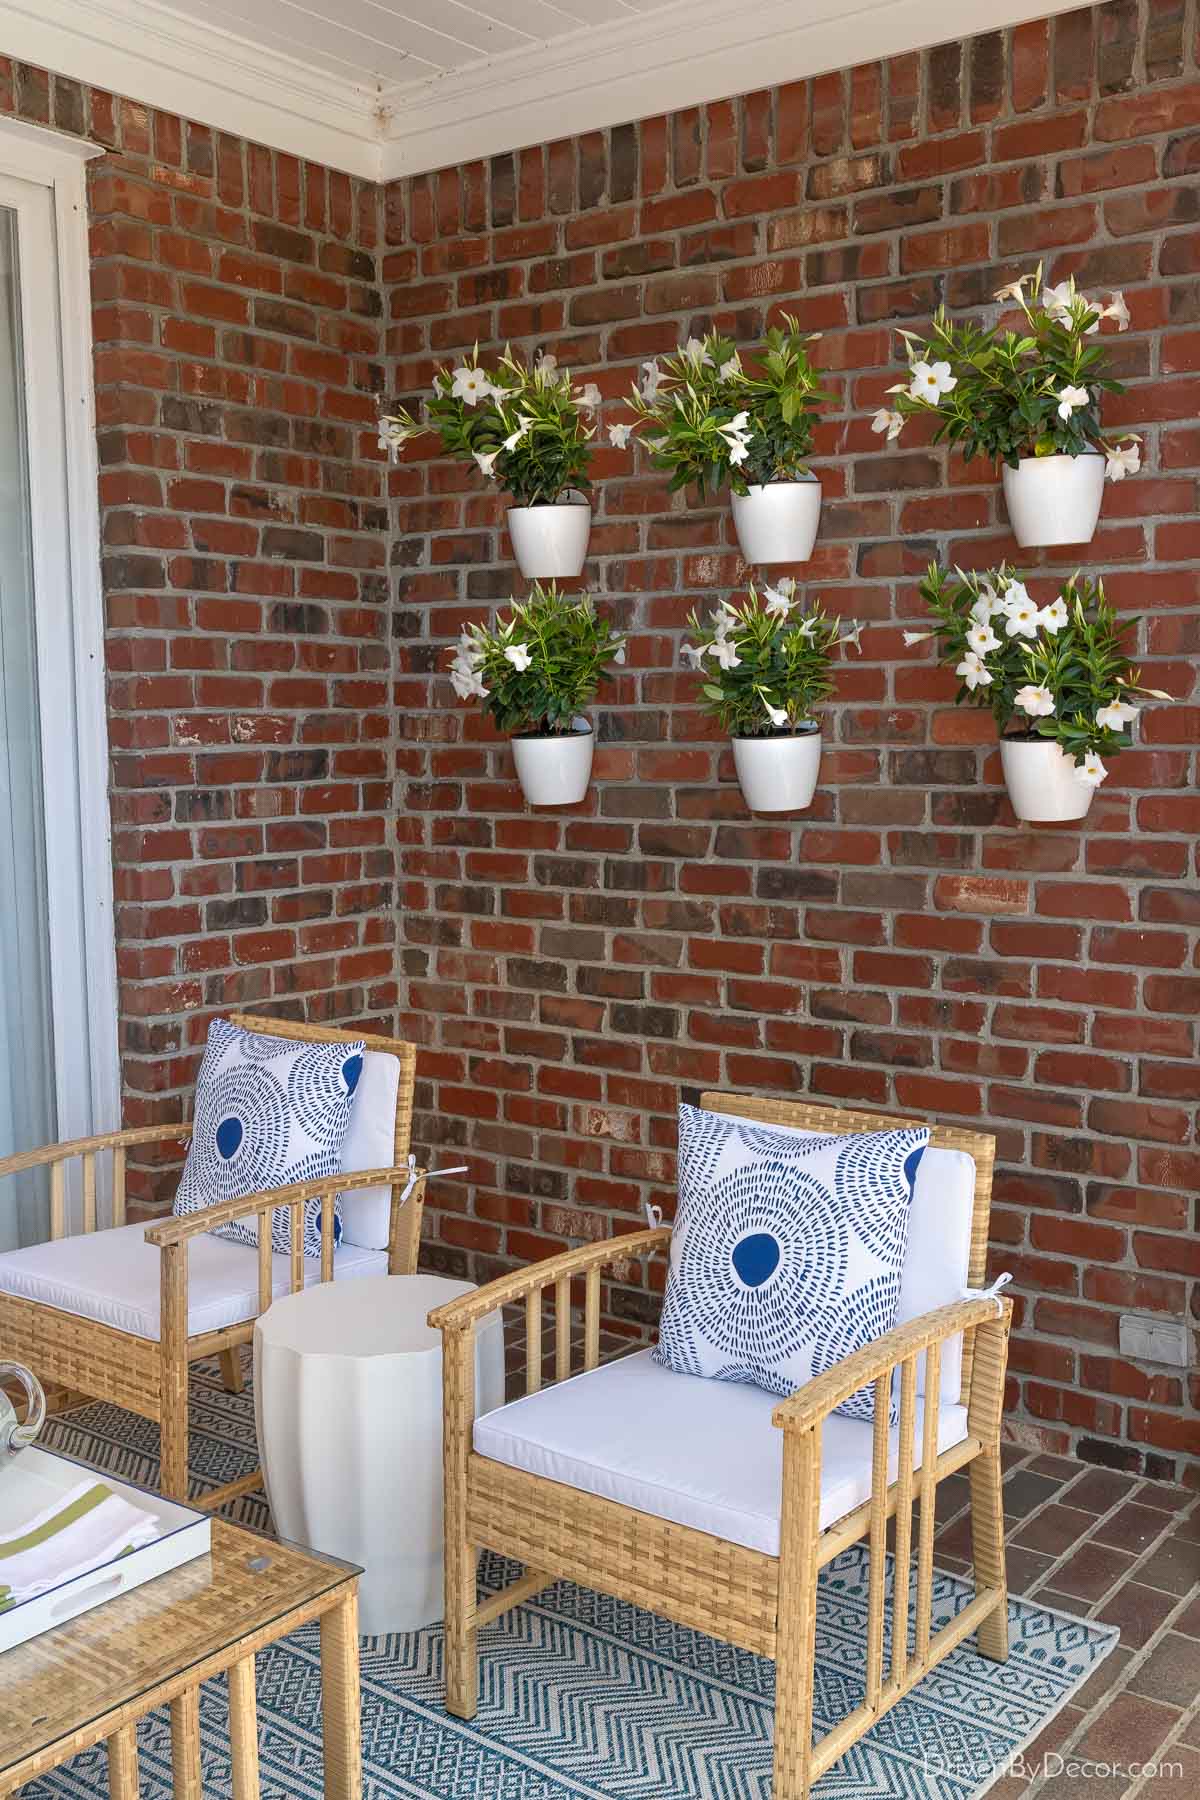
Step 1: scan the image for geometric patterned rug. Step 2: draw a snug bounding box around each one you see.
[24,1361,1117,1800]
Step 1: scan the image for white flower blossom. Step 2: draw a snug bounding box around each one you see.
[449,664,488,700]
[681,643,705,669]
[1039,596,1070,633]
[1041,280,1078,323]
[578,382,602,411]
[537,353,558,376]
[450,365,497,407]
[1004,594,1041,639]
[763,698,789,728]
[872,407,904,441]
[608,422,635,450]
[903,629,933,645]
[473,449,500,478]
[993,275,1030,303]
[613,643,626,665]
[718,355,741,381]
[967,620,1002,655]
[710,637,742,670]
[504,643,533,672]
[955,650,993,691]
[907,359,957,405]
[762,578,796,620]
[1056,384,1090,421]
[1014,684,1055,717]
[1101,291,1130,331]
[682,336,712,367]
[640,359,662,401]
[502,414,534,451]
[1105,441,1140,481]
[1096,699,1138,731]
[840,621,864,655]
[1079,750,1108,786]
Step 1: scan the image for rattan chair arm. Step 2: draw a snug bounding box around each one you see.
[143,1165,425,1246]
[771,1297,1013,1432]
[428,1226,671,1331]
[0,1123,192,1181]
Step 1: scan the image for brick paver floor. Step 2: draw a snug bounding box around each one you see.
[932,1445,1200,1798]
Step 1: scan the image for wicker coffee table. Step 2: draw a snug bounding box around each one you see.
[0,1516,361,1798]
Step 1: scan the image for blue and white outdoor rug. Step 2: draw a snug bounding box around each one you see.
[27,1361,1116,1800]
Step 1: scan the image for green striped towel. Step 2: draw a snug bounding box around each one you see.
[0,1478,159,1610]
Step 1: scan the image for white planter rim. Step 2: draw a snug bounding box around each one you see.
[514,722,593,740]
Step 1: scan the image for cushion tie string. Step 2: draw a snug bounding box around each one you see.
[399,1157,469,1203]
[643,1201,664,1231]
[961,1272,1012,1316]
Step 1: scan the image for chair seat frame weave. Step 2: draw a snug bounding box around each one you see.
[0,1013,423,1509]
[429,1094,1011,1800]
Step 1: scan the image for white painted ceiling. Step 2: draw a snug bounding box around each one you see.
[0,0,1092,181]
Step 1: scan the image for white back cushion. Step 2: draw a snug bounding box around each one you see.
[337,1050,402,1249]
[692,1109,975,1405]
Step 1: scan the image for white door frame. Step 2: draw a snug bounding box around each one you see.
[0,119,119,1197]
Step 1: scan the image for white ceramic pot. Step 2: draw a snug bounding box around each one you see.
[732,729,822,812]
[511,719,594,805]
[506,500,591,578]
[1000,738,1095,823]
[730,479,821,566]
[1001,452,1104,548]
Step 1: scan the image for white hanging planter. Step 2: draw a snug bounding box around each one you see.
[1000,738,1095,823]
[506,499,591,578]
[1001,452,1104,549]
[731,478,822,566]
[732,728,822,812]
[511,717,594,805]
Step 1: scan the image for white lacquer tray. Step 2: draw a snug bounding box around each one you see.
[0,1446,210,1652]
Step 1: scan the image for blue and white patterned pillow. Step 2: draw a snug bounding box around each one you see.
[174,1018,365,1257]
[653,1105,929,1421]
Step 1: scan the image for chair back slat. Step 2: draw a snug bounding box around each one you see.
[82,1154,97,1234]
[555,1276,571,1382]
[258,1216,272,1316]
[112,1145,127,1227]
[50,1161,66,1240]
[584,1266,601,1371]
[526,1291,542,1395]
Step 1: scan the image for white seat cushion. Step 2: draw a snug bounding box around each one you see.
[474,1348,970,1556]
[0,1223,387,1341]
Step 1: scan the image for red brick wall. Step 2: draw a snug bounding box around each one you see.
[382,5,1200,1482]
[0,61,395,1211]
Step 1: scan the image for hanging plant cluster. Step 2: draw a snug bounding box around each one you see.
[906,567,1169,821]
[874,266,1139,547]
[380,268,1160,814]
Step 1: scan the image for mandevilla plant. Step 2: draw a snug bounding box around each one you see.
[682,580,862,737]
[910,564,1170,785]
[379,348,600,506]
[447,582,625,735]
[874,267,1141,477]
[618,317,829,494]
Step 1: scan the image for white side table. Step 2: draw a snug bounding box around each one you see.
[253,1272,504,1635]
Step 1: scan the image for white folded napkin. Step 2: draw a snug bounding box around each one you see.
[0,1477,160,1608]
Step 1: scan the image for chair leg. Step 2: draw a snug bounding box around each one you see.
[219,1347,246,1395]
[160,1394,189,1502]
[773,1426,820,1800]
[444,1537,480,1718]
[969,1446,1009,1663]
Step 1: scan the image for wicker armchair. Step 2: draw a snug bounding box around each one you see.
[430,1094,1011,1800]
[0,1013,424,1508]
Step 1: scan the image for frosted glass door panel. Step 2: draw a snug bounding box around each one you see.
[0,202,54,1249]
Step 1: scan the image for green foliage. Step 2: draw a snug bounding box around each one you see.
[916,563,1167,765]
[448,582,625,736]
[683,581,861,738]
[380,348,597,507]
[881,268,1138,471]
[624,317,829,496]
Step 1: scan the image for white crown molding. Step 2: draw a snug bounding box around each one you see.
[377,0,1093,179]
[0,0,384,179]
[0,0,1094,183]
